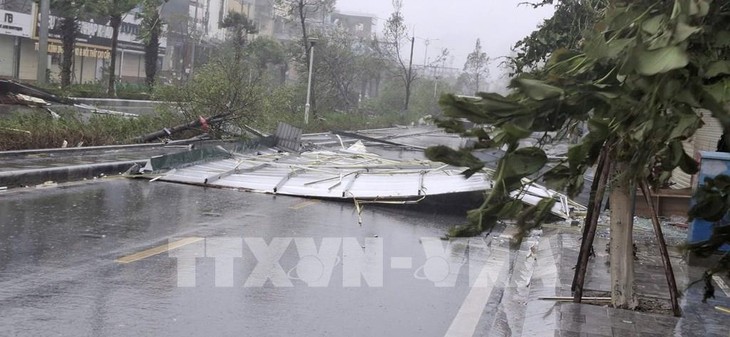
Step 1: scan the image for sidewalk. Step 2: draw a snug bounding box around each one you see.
[525,221,730,337]
[0,142,212,188]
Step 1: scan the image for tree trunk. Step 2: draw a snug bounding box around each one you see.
[609,162,638,309]
[60,16,76,88]
[404,36,414,111]
[144,12,160,88]
[108,15,122,97]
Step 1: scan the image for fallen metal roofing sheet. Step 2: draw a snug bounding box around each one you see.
[159,149,490,199]
[151,144,583,219]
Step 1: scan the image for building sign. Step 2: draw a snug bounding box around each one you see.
[0,10,32,38]
[35,42,112,59]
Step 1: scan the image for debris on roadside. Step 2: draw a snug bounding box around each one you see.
[35,181,58,188]
[0,79,136,119]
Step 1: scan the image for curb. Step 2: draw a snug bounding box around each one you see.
[0,160,145,188]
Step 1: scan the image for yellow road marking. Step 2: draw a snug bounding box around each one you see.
[289,199,320,210]
[115,237,204,264]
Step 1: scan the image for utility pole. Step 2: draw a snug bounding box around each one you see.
[404,36,414,111]
[189,0,199,79]
[37,0,50,83]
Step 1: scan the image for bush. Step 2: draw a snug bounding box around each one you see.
[29,81,152,100]
[0,108,186,150]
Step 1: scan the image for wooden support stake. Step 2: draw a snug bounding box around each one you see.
[640,180,681,317]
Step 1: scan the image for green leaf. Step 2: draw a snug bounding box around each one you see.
[642,14,666,35]
[515,78,564,101]
[606,39,634,58]
[543,164,571,190]
[673,22,702,44]
[647,30,673,50]
[425,145,484,176]
[635,46,690,76]
[705,61,730,79]
[434,118,466,134]
[516,197,557,235]
[497,199,524,218]
[502,121,534,138]
[703,79,730,104]
[668,113,701,140]
[500,147,548,180]
[678,149,699,174]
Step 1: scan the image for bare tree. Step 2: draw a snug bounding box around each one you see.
[381,0,416,111]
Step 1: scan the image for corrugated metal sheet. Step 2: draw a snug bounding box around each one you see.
[275,122,302,152]
[153,147,583,219]
[695,112,723,154]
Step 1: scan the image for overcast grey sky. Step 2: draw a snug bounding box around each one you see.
[335,0,555,78]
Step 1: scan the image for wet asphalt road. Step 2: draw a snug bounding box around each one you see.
[0,178,514,337]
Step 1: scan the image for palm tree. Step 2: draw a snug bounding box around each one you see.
[52,0,86,88]
[93,0,140,96]
[137,0,166,88]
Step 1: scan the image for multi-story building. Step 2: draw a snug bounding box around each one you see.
[0,0,167,84]
[160,0,274,81]
[330,11,373,40]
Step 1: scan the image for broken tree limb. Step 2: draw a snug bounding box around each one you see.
[574,149,611,303]
[132,113,232,143]
[639,180,681,317]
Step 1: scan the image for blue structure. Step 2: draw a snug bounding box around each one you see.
[689,151,730,251]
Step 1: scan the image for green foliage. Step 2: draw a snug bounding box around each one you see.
[33,82,152,100]
[431,0,730,237]
[509,0,609,74]
[221,11,258,63]
[463,38,490,93]
[153,48,266,137]
[0,109,185,150]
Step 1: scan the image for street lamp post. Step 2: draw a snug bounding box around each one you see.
[304,38,317,124]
